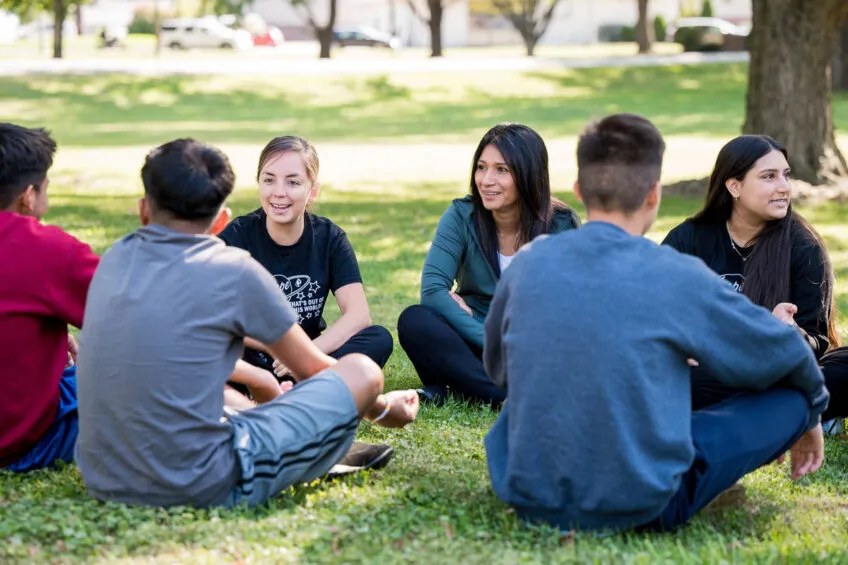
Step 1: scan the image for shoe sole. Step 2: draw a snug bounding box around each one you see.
[326,446,395,479]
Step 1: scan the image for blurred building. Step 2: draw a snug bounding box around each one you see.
[0,12,20,44]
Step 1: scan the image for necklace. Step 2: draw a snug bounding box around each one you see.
[725,221,752,262]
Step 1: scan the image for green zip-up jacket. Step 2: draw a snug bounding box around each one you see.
[421,195,580,350]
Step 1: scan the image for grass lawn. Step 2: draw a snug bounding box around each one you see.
[3,64,848,564]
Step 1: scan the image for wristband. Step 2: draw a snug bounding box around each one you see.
[369,396,392,423]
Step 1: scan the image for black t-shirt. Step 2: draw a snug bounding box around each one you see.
[219,209,362,370]
[663,218,830,360]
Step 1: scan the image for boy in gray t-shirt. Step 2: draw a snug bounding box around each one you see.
[75,139,419,508]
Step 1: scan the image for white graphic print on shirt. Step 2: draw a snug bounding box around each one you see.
[720,273,745,292]
[274,273,324,323]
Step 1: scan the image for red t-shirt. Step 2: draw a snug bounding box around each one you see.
[0,212,99,466]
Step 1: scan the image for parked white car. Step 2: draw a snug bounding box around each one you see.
[160,17,252,50]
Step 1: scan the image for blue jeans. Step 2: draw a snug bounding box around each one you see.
[638,388,810,531]
[5,367,79,472]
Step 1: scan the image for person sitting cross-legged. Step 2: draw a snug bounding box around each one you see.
[75,138,418,508]
[483,113,829,533]
[662,135,848,433]
[397,123,579,408]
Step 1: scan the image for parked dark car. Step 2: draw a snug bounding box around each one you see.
[667,17,749,52]
[333,27,400,49]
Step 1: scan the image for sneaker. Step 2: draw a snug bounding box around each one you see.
[823,418,844,436]
[326,442,394,479]
[416,385,448,406]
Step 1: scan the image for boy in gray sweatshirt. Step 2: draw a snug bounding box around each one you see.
[483,113,829,532]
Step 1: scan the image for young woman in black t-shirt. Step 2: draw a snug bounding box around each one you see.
[219,136,394,378]
[663,134,847,426]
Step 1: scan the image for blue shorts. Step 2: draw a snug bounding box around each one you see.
[221,370,360,507]
[5,367,79,472]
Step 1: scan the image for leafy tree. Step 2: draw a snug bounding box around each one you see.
[635,0,653,53]
[744,0,848,183]
[288,0,337,59]
[1,0,85,58]
[490,0,564,57]
[406,0,460,58]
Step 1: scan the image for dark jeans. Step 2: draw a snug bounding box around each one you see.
[639,388,809,531]
[692,346,848,421]
[397,304,506,406]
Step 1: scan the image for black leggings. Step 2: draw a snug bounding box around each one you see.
[397,304,506,406]
[691,346,848,422]
[234,325,393,392]
[326,325,394,367]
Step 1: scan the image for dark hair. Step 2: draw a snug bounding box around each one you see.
[692,134,839,347]
[469,123,573,261]
[256,136,319,183]
[0,123,57,209]
[141,138,235,222]
[576,113,666,213]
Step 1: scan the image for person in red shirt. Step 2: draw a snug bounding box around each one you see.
[0,123,99,472]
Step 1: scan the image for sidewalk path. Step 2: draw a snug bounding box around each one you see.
[0,50,748,77]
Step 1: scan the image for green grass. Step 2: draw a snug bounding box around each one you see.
[0,63,757,146]
[4,66,848,564]
[3,63,847,147]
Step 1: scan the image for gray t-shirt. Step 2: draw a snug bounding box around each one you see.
[75,224,298,507]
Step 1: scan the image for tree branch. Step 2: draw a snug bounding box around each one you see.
[406,0,428,24]
[535,0,562,38]
[491,0,519,23]
[326,0,337,29]
[289,0,318,30]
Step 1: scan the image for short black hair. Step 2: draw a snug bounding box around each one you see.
[141,139,235,222]
[0,123,57,209]
[576,113,666,213]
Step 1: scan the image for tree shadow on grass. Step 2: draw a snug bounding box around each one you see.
[0,64,756,149]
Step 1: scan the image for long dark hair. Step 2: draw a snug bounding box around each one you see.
[469,123,572,263]
[692,134,839,347]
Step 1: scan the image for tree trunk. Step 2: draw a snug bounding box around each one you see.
[635,0,653,54]
[833,21,848,90]
[428,0,443,57]
[154,0,162,56]
[744,0,848,184]
[523,32,538,56]
[389,0,397,38]
[317,27,333,58]
[74,5,82,36]
[314,0,338,59]
[52,0,67,59]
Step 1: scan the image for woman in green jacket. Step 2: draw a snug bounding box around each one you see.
[397,123,580,407]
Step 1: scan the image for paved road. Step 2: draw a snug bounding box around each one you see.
[0,50,747,76]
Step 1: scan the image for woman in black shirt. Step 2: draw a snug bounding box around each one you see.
[664,134,847,425]
[219,136,394,378]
